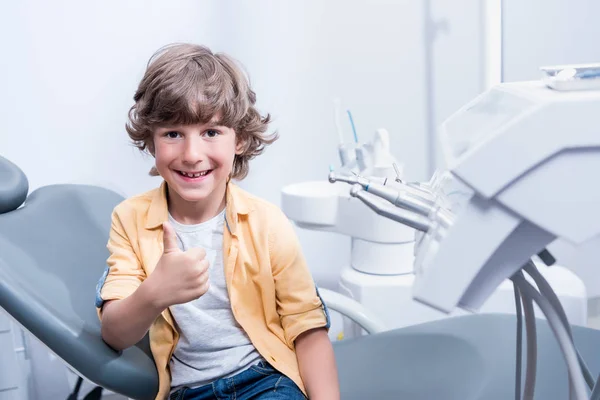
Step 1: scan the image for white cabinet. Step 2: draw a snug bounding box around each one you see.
[0,310,29,400]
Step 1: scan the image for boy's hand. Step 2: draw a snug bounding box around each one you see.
[147,221,210,309]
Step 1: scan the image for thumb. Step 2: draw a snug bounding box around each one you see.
[162,221,180,253]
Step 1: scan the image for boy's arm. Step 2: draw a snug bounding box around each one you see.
[269,209,329,344]
[295,327,340,400]
[99,213,210,351]
[97,207,156,350]
[268,208,340,398]
[100,283,164,351]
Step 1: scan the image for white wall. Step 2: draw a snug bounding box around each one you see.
[503,0,600,298]
[0,1,453,394]
[0,0,219,198]
[430,0,486,167]
[0,1,439,293]
[503,0,600,80]
[0,0,493,294]
[0,1,221,398]
[4,1,597,304]
[210,0,431,289]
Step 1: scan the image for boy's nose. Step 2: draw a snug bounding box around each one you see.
[181,138,204,164]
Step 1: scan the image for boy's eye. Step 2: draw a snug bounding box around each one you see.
[205,129,220,138]
[165,131,180,139]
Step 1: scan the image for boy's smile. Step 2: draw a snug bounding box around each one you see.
[175,168,214,184]
[153,119,243,224]
[177,169,212,179]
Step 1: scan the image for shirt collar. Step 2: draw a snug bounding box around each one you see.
[145,180,250,235]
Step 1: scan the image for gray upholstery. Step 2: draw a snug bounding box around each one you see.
[0,155,28,214]
[2,155,600,400]
[0,180,158,399]
[335,313,600,400]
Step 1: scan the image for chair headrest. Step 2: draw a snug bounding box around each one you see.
[0,155,29,214]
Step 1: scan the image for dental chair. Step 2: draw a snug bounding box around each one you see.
[2,154,600,400]
[0,155,157,400]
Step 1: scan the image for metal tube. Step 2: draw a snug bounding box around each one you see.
[350,186,432,232]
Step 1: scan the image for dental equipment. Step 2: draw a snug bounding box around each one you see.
[331,73,600,399]
[348,184,431,233]
[328,171,437,218]
[1,72,599,400]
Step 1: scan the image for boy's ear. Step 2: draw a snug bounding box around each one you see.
[147,140,156,156]
[235,138,247,155]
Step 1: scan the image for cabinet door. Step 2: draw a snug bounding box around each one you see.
[11,321,31,400]
[0,311,19,393]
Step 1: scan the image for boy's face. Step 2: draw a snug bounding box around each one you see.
[153,118,242,207]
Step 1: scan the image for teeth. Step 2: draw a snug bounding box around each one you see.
[181,171,209,178]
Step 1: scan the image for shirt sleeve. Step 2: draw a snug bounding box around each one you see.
[269,207,330,348]
[95,205,146,319]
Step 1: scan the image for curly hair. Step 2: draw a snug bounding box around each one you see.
[126,43,278,180]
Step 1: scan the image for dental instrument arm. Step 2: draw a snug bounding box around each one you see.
[329,171,436,217]
[362,183,435,217]
[348,185,432,232]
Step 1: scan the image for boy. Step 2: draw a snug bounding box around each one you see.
[95,43,340,400]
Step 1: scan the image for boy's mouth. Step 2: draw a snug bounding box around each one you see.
[176,170,212,178]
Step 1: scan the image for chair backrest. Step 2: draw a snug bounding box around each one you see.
[0,155,158,399]
[0,183,122,329]
[0,155,28,214]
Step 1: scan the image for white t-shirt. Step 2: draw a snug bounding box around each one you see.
[167,209,262,390]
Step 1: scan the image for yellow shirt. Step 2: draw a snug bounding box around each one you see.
[96,181,329,400]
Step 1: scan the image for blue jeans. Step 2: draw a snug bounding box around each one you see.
[169,361,307,400]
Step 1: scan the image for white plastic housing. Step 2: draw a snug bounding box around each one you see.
[413,80,600,313]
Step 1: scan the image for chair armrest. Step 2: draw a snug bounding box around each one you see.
[317,288,386,334]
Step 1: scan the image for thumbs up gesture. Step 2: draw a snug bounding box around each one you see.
[148,221,210,309]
